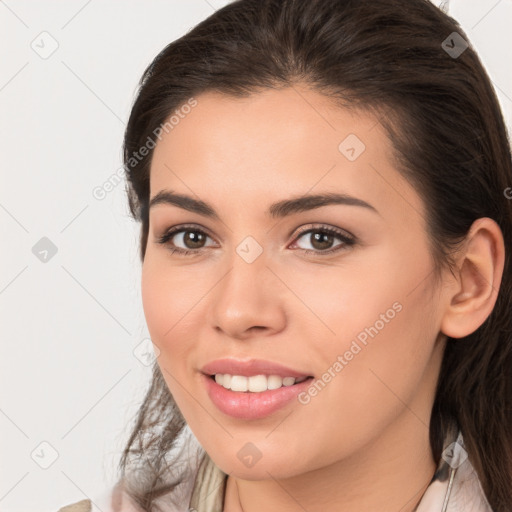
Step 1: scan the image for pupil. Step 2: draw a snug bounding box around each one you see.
[185,231,205,249]
[312,232,333,250]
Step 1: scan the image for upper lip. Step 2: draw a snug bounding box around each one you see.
[201,358,313,378]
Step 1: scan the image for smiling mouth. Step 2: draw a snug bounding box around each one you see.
[208,373,314,393]
[202,372,315,420]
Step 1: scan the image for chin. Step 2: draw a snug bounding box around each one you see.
[212,451,303,480]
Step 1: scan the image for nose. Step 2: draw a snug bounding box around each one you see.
[209,249,287,340]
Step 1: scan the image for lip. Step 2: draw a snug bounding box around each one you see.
[201,373,314,420]
[200,358,312,379]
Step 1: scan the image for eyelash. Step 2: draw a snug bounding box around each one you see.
[156,223,356,257]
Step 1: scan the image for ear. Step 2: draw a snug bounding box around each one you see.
[440,217,505,339]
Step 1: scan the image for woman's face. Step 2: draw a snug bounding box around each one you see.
[141,85,447,479]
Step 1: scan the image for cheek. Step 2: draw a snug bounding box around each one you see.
[273,245,409,350]
[140,256,207,406]
[141,254,203,343]
[323,244,438,392]
[141,261,172,344]
[292,245,439,448]
[140,258,192,389]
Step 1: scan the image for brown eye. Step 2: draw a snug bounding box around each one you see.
[309,231,336,251]
[179,230,208,249]
[156,225,216,255]
[292,225,356,255]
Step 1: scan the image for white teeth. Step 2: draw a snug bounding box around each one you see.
[230,375,248,392]
[213,373,309,392]
[267,375,283,390]
[222,374,232,389]
[282,377,296,386]
[248,374,267,392]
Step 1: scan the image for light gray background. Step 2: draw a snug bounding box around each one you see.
[1,1,511,511]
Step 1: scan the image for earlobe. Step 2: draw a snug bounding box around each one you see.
[440,217,505,339]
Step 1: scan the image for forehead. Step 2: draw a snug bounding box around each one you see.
[149,86,425,224]
[151,86,382,171]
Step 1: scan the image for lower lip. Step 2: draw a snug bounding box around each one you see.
[201,373,314,420]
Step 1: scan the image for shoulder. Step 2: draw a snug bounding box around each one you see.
[56,498,92,512]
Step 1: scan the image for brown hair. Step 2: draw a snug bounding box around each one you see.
[118,0,512,510]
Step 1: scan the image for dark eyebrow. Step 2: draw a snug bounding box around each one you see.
[149,190,379,219]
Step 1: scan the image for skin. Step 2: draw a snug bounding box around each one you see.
[141,84,505,512]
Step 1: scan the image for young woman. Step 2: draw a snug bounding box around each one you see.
[58,0,512,510]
